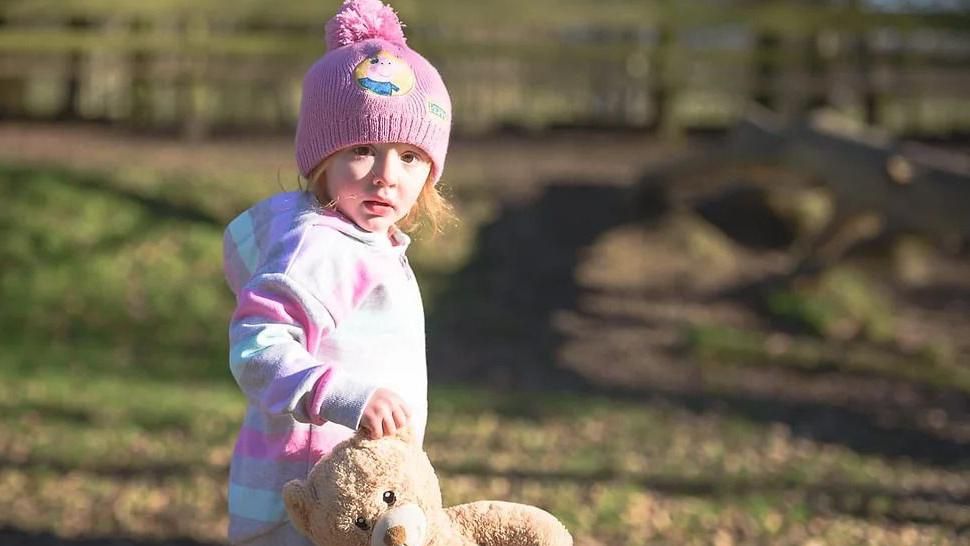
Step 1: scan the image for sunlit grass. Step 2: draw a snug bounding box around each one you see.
[0,162,471,381]
[0,164,231,380]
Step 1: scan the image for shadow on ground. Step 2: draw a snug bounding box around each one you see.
[427,170,970,468]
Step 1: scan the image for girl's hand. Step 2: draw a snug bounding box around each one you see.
[360,388,411,439]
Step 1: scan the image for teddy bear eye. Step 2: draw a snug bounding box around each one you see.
[354,516,370,531]
[383,490,396,505]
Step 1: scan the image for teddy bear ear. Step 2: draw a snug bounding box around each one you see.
[282,479,312,537]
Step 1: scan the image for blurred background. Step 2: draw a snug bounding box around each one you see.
[1,0,969,545]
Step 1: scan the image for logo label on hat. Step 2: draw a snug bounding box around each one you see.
[354,51,415,97]
[427,100,448,121]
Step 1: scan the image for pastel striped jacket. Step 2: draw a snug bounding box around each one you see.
[222,191,428,544]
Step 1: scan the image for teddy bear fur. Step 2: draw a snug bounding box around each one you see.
[283,429,573,546]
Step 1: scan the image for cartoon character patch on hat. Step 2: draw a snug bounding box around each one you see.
[354,51,415,97]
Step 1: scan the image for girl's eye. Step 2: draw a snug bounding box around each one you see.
[354,516,370,530]
[383,490,396,505]
[351,146,373,157]
[401,151,425,164]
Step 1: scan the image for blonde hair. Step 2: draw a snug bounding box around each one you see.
[307,159,455,236]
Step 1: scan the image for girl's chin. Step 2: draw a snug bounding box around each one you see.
[353,216,395,234]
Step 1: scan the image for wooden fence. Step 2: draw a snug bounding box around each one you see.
[1,1,968,137]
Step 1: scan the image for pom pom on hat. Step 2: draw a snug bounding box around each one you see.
[325,0,407,51]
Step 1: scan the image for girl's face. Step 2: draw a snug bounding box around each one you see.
[321,142,432,237]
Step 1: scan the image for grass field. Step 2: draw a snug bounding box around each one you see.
[2,371,968,546]
[1,125,968,545]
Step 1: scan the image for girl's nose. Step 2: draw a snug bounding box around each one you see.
[372,153,399,187]
[372,173,395,187]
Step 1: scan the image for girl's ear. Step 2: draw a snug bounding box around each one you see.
[282,479,312,537]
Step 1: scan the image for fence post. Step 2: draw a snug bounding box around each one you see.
[179,14,210,141]
[854,30,879,126]
[799,29,830,116]
[57,16,88,121]
[886,28,912,133]
[0,14,26,119]
[752,27,781,113]
[848,0,879,126]
[129,16,154,127]
[649,22,673,134]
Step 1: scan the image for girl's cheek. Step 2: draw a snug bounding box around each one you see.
[405,161,431,174]
[351,161,374,178]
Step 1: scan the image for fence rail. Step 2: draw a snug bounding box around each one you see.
[1,1,968,137]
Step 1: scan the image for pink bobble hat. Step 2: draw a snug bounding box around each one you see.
[295,0,452,185]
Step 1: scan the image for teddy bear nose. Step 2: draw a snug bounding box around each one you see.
[384,525,407,546]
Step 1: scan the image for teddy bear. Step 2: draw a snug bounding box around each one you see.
[283,428,574,546]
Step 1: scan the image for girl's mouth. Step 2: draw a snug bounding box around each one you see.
[362,199,393,214]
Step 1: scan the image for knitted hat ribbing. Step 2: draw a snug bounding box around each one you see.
[295,0,452,184]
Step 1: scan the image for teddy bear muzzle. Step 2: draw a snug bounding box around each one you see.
[370,503,428,546]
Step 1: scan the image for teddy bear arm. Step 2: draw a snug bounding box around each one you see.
[445,501,572,546]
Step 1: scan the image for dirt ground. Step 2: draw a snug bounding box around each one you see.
[424,134,970,467]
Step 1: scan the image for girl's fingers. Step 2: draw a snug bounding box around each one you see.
[360,390,412,439]
[384,419,397,436]
[379,407,408,438]
[362,419,379,439]
[391,405,409,428]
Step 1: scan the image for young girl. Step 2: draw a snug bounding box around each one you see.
[221,1,452,544]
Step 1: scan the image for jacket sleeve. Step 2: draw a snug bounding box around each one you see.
[228,272,377,428]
